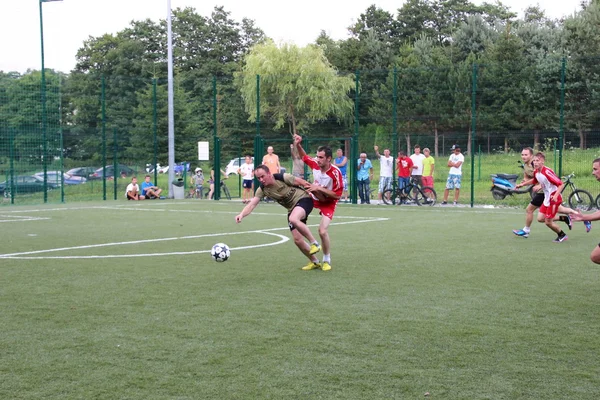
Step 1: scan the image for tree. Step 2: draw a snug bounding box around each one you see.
[235,41,355,134]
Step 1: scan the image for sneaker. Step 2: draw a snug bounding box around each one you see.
[585,220,592,233]
[301,262,321,271]
[566,215,572,230]
[321,262,332,271]
[309,244,321,255]
[513,229,529,238]
[453,201,457,206]
[441,201,448,205]
[553,235,568,243]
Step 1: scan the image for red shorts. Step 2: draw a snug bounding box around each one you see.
[422,176,434,187]
[313,200,337,220]
[539,193,562,219]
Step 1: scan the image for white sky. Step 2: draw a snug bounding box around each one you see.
[0,0,583,74]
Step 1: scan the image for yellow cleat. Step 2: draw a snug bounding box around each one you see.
[309,244,321,255]
[321,262,332,271]
[301,262,321,271]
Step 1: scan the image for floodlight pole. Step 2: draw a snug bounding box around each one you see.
[39,0,48,203]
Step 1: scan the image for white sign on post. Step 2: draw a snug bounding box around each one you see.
[197,141,210,161]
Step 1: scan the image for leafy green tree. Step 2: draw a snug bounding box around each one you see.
[235,41,355,134]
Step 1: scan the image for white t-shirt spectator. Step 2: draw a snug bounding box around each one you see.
[449,153,464,175]
[125,183,139,197]
[239,163,254,180]
[378,156,394,178]
[410,153,426,175]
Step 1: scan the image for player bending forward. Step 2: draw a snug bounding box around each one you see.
[293,134,343,271]
[235,165,322,270]
[515,152,585,242]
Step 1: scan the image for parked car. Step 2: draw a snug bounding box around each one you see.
[67,167,99,180]
[34,171,87,185]
[145,163,169,174]
[92,165,137,179]
[0,175,60,197]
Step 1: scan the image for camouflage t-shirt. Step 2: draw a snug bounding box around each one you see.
[523,161,542,193]
[255,173,310,212]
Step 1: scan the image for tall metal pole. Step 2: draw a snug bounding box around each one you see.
[558,57,566,178]
[39,0,48,203]
[470,63,478,208]
[167,0,176,198]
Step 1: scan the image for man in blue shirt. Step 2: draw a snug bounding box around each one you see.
[141,175,163,199]
[334,148,348,202]
[356,153,373,204]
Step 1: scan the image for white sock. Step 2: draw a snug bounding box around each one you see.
[323,254,331,263]
[523,227,530,233]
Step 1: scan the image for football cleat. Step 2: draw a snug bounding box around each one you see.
[309,244,321,255]
[301,262,321,271]
[584,220,592,233]
[553,235,568,243]
[321,262,332,271]
[513,229,529,238]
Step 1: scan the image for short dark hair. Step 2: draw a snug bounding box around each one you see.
[522,147,534,155]
[317,145,332,158]
[534,152,546,160]
[593,158,600,165]
[414,144,420,149]
[255,164,270,174]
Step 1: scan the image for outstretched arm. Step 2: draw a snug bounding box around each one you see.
[235,196,260,223]
[293,134,307,158]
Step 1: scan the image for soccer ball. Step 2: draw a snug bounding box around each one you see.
[211,243,230,262]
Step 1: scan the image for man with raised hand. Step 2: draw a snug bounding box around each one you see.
[235,165,322,270]
[293,133,343,271]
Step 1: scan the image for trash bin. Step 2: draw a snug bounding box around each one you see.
[172,178,185,199]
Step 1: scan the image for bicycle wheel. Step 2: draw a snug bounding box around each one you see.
[416,186,437,206]
[596,194,600,210]
[382,189,405,205]
[568,189,594,211]
[222,184,232,200]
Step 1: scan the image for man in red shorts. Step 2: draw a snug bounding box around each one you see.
[293,134,343,271]
[516,152,569,242]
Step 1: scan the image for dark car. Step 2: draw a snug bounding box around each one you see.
[0,175,60,197]
[67,167,99,180]
[34,171,87,185]
[92,165,138,179]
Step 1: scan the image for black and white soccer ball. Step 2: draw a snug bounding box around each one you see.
[211,243,230,262]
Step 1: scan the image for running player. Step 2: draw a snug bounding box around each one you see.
[293,134,343,271]
[570,158,600,263]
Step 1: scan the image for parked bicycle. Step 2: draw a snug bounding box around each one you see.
[561,172,593,211]
[382,177,437,206]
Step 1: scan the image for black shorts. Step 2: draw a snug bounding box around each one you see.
[530,192,544,208]
[242,179,253,189]
[288,197,313,231]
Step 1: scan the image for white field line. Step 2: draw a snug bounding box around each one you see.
[0,216,388,260]
[0,215,50,222]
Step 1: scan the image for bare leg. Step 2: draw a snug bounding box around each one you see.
[318,215,332,257]
[591,245,600,264]
[443,189,449,202]
[524,203,537,228]
[291,229,319,262]
[545,218,562,234]
[453,189,460,202]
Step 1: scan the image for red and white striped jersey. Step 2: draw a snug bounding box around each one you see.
[533,166,562,206]
[302,155,343,203]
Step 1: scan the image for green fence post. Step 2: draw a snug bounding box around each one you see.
[351,70,360,204]
[558,57,566,178]
[392,67,398,184]
[478,145,481,181]
[253,74,261,192]
[101,76,107,201]
[213,76,220,200]
[9,128,15,204]
[113,127,118,200]
[152,78,158,184]
[470,63,477,207]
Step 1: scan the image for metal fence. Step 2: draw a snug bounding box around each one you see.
[1,58,600,206]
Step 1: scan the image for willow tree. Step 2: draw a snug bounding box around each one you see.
[235,41,355,134]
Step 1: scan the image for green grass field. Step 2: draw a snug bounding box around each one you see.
[1,200,599,399]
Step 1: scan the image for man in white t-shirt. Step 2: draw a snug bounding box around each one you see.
[238,155,254,204]
[125,177,142,200]
[374,145,394,203]
[410,144,426,187]
[442,145,465,205]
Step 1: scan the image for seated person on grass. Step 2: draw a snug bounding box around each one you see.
[126,177,143,200]
[141,175,162,199]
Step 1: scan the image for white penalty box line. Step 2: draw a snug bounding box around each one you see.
[0,213,388,260]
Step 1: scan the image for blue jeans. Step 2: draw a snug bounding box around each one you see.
[358,179,370,203]
[398,177,410,195]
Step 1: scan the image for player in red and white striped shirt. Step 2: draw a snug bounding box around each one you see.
[293,134,343,271]
[516,152,570,242]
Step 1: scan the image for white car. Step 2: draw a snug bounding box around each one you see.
[225,157,254,176]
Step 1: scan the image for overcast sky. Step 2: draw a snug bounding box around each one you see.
[0,0,583,74]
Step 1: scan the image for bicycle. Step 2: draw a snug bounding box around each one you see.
[381,177,437,206]
[561,172,593,211]
[186,185,204,199]
[220,180,232,200]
